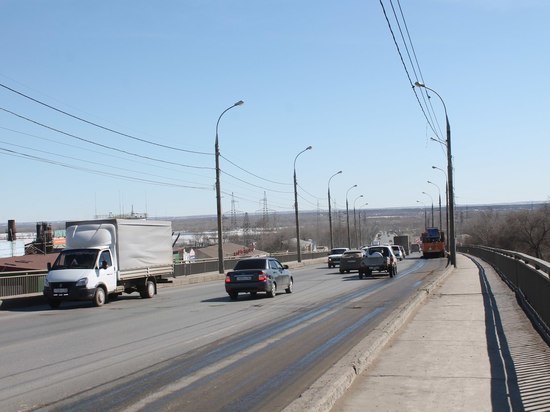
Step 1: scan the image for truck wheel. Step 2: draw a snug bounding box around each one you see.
[339,268,344,274]
[48,299,61,309]
[140,280,155,299]
[93,287,106,307]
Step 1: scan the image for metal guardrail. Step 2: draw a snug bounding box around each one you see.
[0,270,47,299]
[1,251,328,299]
[459,245,549,335]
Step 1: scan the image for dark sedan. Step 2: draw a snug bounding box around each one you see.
[225,257,294,300]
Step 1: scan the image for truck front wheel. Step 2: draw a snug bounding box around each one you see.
[140,280,155,299]
[93,287,106,307]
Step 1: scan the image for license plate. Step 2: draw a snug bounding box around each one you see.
[53,288,68,294]
[237,276,251,281]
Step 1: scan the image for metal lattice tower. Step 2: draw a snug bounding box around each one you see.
[231,192,237,229]
[262,191,269,228]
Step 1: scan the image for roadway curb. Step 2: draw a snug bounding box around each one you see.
[283,261,456,412]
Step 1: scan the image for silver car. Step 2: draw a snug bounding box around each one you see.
[391,245,404,261]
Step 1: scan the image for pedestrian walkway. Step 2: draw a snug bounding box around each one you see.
[332,253,550,412]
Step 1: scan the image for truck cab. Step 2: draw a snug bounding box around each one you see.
[44,247,116,307]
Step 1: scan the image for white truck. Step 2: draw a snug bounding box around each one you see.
[43,219,173,308]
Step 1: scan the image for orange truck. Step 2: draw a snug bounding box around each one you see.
[420,227,446,258]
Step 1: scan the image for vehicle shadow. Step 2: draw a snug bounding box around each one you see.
[0,296,139,312]
[202,293,279,303]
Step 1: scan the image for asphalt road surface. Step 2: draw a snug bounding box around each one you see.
[0,255,448,411]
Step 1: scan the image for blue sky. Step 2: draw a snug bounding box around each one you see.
[1,0,548,223]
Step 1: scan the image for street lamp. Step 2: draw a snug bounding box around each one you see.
[353,195,363,248]
[327,170,342,249]
[415,81,456,267]
[215,100,244,274]
[432,165,449,243]
[294,145,312,262]
[358,202,368,246]
[427,180,442,231]
[417,200,427,229]
[422,191,434,228]
[345,184,357,248]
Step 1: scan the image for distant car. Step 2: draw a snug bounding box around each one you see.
[398,245,407,258]
[327,247,349,268]
[391,245,404,261]
[339,249,366,273]
[225,257,293,300]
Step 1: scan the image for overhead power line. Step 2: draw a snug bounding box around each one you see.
[0,125,212,180]
[0,147,212,190]
[0,106,213,170]
[0,138,213,189]
[378,0,440,139]
[0,81,212,155]
[221,154,292,186]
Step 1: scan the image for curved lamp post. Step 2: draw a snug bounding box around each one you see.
[422,191,434,228]
[432,165,449,242]
[345,184,357,248]
[327,171,342,250]
[294,146,312,262]
[353,195,363,248]
[427,180,442,231]
[415,81,456,267]
[215,100,244,274]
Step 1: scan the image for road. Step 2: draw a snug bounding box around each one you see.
[0,255,448,411]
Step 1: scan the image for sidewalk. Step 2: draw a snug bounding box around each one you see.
[332,253,550,411]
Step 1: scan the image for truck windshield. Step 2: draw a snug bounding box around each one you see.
[52,249,99,270]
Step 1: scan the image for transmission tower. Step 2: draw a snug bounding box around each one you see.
[231,192,237,230]
[262,191,269,228]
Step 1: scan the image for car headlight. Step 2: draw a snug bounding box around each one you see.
[75,277,88,287]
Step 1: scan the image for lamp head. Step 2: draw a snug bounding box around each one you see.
[306,145,312,150]
[234,100,244,106]
[414,81,425,88]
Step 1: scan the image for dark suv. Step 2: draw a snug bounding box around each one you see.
[339,249,366,273]
[225,257,293,300]
[327,247,349,268]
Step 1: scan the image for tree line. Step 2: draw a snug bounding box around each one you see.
[462,203,550,260]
